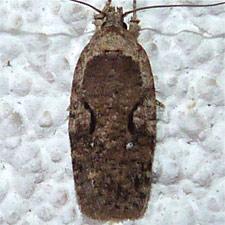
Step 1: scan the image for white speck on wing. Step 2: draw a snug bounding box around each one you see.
[126,142,134,150]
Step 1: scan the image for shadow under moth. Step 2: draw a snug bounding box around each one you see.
[68,0,225,221]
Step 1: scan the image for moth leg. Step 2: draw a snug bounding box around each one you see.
[65,105,71,121]
[156,99,165,108]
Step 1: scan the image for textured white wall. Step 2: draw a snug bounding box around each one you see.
[0,0,225,225]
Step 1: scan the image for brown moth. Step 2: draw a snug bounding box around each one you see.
[68,0,225,221]
[69,1,155,221]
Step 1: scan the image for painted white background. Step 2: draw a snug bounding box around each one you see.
[0,0,225,224]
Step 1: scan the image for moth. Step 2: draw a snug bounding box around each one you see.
[68,0,225,221]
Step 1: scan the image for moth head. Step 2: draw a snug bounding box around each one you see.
[100,5,125,29]
[93,1,139,37]
[69,1,140,36]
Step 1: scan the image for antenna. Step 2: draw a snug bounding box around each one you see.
[69,0,103,14]
[133,0,137,19]
[123,1,225,17]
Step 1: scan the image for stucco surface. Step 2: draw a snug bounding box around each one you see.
[0,0,225,225]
